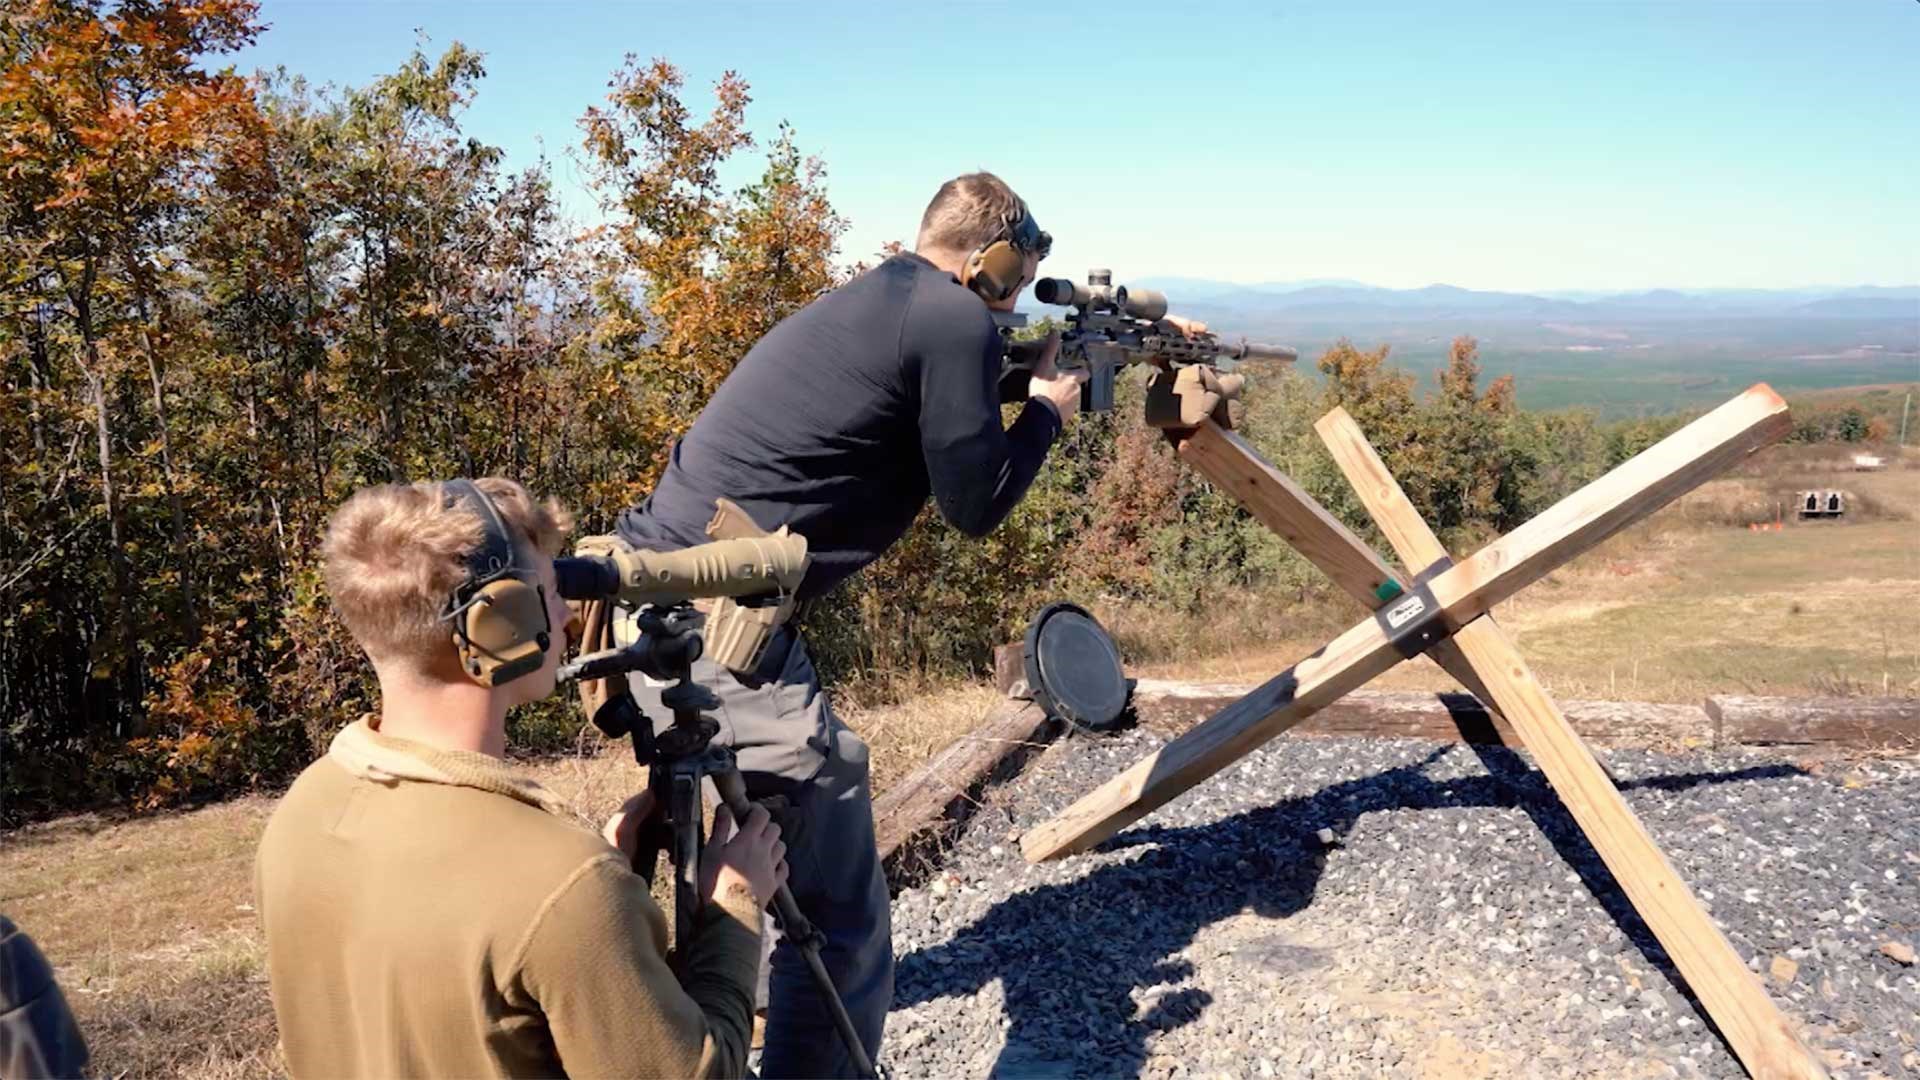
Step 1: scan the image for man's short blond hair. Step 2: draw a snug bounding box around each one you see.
[915,171,1024,255]
[321,478,572,667]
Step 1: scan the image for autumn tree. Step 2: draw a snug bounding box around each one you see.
[2,0,269,807]
[1422,335,1516,533]
[578,58,845,507]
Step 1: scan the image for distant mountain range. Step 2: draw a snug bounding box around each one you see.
[1083,279,1920,322]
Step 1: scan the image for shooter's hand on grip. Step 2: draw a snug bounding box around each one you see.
[1026,330,1088,424]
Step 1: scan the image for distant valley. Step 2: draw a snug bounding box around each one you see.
[1025,278,1919,417]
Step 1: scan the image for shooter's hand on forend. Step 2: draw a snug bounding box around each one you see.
[1160,314,1208,340]
[554,533,808,605]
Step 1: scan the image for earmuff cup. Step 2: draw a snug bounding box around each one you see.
[458,578,551,687]
[959,199,1049,304]
[441,478,552,688]
[962,240,1030,304]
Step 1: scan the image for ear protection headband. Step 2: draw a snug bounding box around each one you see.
[441,479,551,687]
[960,200,1052,304]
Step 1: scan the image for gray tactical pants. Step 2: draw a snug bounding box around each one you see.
[621,620,892,1079]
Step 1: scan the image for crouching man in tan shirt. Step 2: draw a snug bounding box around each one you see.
[255,478,785,1078]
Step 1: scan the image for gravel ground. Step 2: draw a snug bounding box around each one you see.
[885,731,1920,1079]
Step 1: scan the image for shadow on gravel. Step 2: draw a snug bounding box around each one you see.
[893,746,1805,1078]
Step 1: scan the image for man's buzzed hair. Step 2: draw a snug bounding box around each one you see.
[915,171,1023,256]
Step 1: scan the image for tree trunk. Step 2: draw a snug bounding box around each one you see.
[79,336,133,683]
[24,302,51,457]
[135,314,198,631]
[299,224,328,504]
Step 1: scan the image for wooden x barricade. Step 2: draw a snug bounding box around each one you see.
[1020,383,1826,1079]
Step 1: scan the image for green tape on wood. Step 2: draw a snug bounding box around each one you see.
[1374,579,1404,604]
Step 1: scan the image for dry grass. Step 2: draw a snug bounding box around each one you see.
[0,798,283,1078]
[1136,443,1919,703]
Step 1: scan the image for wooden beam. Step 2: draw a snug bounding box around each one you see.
[1021,384,1790,862]
[1315,405,1826,1080]
[1178,422,1513,734]
[1020,616,1409,860]
[1178,422,1398,599]
[1706,695,1920,749]
[1451,625,1826,1079]
[1310,406,1457,577]
[873,700,1056,866]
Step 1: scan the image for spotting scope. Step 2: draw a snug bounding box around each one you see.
[553,534,810,607]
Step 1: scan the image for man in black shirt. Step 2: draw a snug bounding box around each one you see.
[616,172,1086,1077]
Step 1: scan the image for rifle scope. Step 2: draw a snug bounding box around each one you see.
[1033,276,1091,306]
[1033,275,1168,321]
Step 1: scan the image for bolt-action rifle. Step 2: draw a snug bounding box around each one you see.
[999,269,1298,412]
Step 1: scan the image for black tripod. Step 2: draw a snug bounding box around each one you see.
[566,605,878,1080]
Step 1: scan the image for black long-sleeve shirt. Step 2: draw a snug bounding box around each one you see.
[618,252,1060,598]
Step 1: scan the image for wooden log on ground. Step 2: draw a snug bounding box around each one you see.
[872,700,1056,875]
[1132,685,1715,746]
[1707,695,1920,748]
[1022,384,1791,863]
[1317,404,1825,1080]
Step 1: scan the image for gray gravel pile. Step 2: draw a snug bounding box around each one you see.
[884,731,1919,1079]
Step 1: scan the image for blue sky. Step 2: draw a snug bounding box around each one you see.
[232,1,1917,292]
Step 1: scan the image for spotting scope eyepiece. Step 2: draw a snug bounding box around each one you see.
[553,555,622,600]
[552,534,810,606]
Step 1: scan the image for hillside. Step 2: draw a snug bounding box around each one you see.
[1017,279,1918,417]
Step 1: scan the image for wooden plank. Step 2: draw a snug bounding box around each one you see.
[1021,384,1791,863]
[1316,405,1826,1080]
[1707,695,1920,748]
[1451,623,1826,1079]
[1020,615,1409,861]
[1133,685,1714,747]
[872,700,1055,864]
[1423,384,1789,623]
[1179,421,1513,737]
[1312,405,1456,574]
[1179,422,1398,599]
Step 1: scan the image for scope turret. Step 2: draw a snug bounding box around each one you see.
[1036,269,1140,310]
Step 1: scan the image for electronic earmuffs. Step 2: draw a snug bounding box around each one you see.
[960,200,1052,304]
[441,479,551,687]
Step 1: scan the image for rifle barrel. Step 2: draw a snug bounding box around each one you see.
[1218,339,1298,363]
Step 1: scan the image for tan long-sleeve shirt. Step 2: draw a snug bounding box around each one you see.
[254,718,761,1078]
